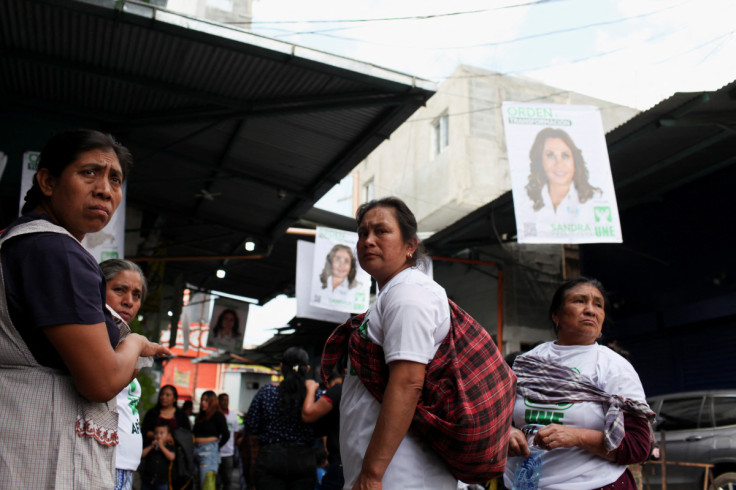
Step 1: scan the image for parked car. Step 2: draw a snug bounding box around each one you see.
[646,390,736,490]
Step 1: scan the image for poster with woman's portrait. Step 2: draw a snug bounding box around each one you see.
[502,102,622,244]
[310,226,370,313]
[206,299,248,352]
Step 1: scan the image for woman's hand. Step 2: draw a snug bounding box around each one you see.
[305,379,319,392]
[129,333,172,358]
[352,473,382,490]
[534,424,582,450]
[534,424,616,461]
[508,427,530,458]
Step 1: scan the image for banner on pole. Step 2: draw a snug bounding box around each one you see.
[310,226,370,313]
[502,102,622,244]
[207,298,249,352]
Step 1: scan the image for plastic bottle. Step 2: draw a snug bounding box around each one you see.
[511,446,543,490]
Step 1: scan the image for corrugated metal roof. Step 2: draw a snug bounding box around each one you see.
[0,0,436,303]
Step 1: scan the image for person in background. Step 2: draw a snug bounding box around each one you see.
[503,277,653,490]
[315,448,328,489]
[193,390,230,487]
[302,363,345,490]
[100,258,149,490]
[0,128,170,489]
[182,399,195,427]
[244,346,318,490]
[218,392,242,490]
[140,422,176,490]
[141,385,192,446]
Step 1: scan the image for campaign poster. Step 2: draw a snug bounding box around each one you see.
[19,149,127,259]
[296,241,350,324]
[206,298,248,352]
[502,102,623,244]
[310,226,370,313]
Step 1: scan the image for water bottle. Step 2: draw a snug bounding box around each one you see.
[512,424,544,490]
[511,446,543,490]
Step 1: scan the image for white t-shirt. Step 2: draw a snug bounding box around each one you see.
[115,378,143,471]
[503,342,647,490]
[220,408,241,457]
[340,267,457,490]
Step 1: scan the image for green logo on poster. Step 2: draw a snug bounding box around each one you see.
[594,206,613,223]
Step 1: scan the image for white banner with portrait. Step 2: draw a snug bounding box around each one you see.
[502,102,622,244]
[310,227,370,313]
[207,298,248,352]
[296,240,350,324]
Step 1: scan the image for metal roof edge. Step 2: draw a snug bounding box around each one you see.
[78,0,437,93]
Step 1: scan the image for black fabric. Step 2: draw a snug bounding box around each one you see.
[193,411,230,448]
[141,443,176,485]
[254,443,316,490]
[319,383,342,462]
[319,459,344,490]
[170,427,195,490]
[1,213,118,371]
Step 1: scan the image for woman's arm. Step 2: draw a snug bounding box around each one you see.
[216,412,230,448]
[44,324,170,402]
[615,414,652,465]
[353,360,425,490]
[302,379,334,423]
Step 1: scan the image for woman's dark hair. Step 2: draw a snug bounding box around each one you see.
[99,258,148,301]
[355,196,425,267]
[21,128,133,214]
[155,385,179,411]
[549,276,610,335]
[212,308,241,338]
[279,346,310,418]
[319,244,357,289]
[197,390,220,422]
[525,128,601,211]
[181,400,193,413]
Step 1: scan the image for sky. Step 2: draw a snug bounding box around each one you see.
[229,0,736,345]
[248,0,736,110]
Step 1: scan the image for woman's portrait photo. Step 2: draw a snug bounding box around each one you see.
[319,244,359,293]
[309,227,370,313]
[207,304,247,351]
[525,127,602,214]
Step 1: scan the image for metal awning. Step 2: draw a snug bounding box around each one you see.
[0,0,435,304]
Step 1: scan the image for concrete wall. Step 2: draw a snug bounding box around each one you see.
[432,242,564,355]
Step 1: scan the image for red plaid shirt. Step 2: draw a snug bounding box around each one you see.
[321,299,516,483]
